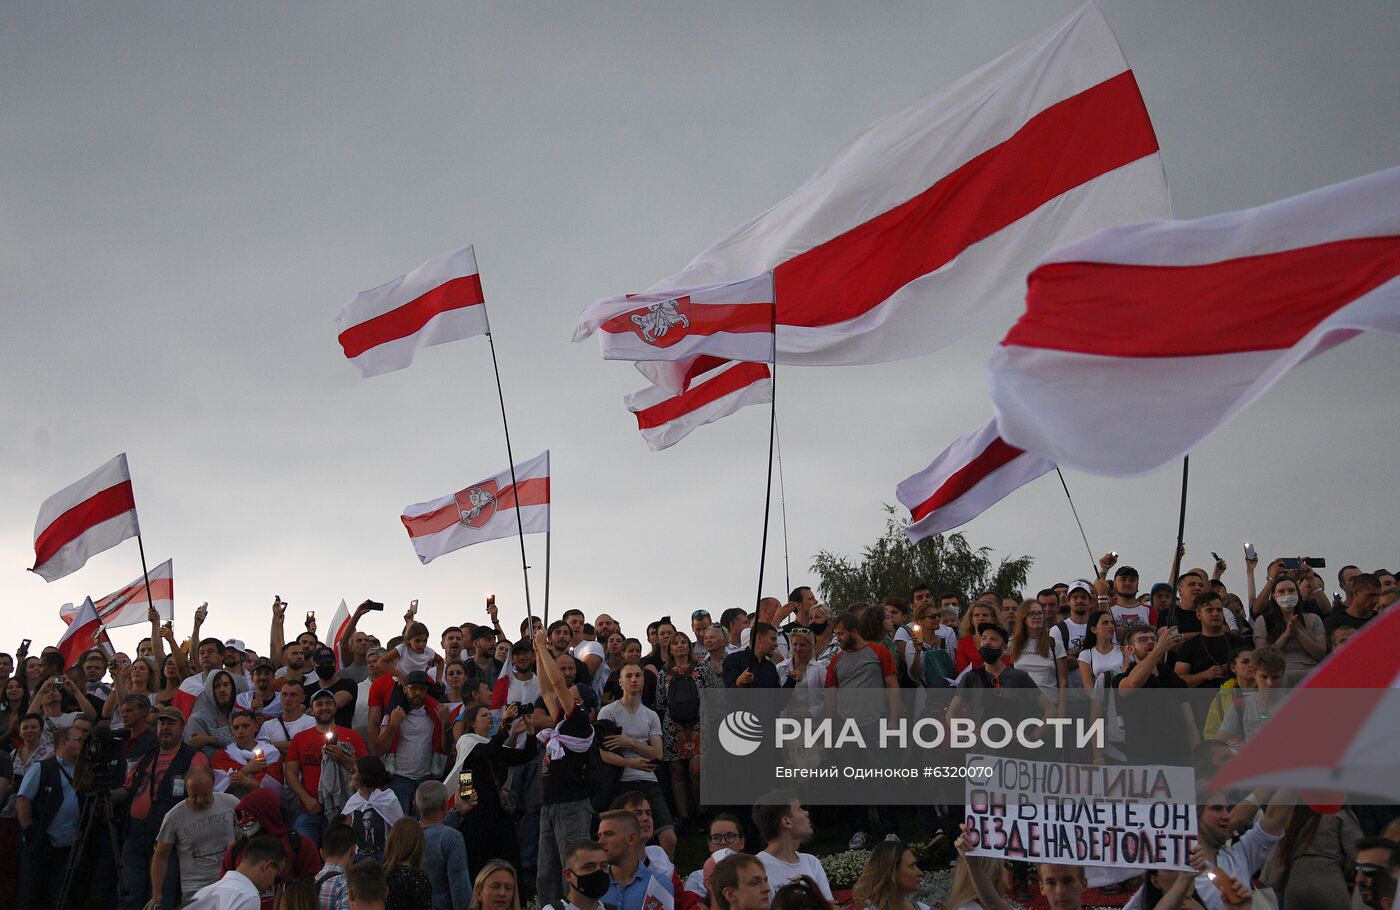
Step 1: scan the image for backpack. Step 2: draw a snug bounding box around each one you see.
[1055,622,1085,689]
[587,718,624,813]
[666,667,701,725]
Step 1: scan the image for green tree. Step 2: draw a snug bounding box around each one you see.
[810,506,1034,612]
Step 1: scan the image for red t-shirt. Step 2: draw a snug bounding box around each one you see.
[125,749,209,820]
[369,673,396,711]
[286,725,367,794]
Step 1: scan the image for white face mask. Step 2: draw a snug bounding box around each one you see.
[1276,594,1299,610]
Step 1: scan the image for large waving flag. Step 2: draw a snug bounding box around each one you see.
[896,419,1055,542]
[625,361,772,452]
[337,246,488,378]
[401,452,550,565]
[1210,605,1400,802]
[60,558,174,630]
[991,166,1400,477]
[31,453,140,582]
[574,274,774,364]
[630,2,1167,393]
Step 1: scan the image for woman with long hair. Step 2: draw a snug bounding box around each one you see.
[656,629,719,831]
[22,656,43,695]
[1077,610,1122,690]
[342,756,403,862]
[853,841,927,910]
[443,703,535,876]
[913,606,955,688]
[1007,601,1067,714]
[440,660,471,717]
[595,631,627,696]
[0,676,30,745]
[945,853,1008,910]
[954,603,998,672]
[1261,803,1361,908]
[471,859,521,910]
[273,878,319,910]
[808,605,839,664]
[154,654,182,710]
[1251,574,1326,686]
[383,817,432,910]
[644,617,676,673]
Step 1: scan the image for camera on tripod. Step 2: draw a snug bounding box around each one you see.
[81,725,130,789]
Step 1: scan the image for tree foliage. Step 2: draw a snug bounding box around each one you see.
[810,506,1034,612]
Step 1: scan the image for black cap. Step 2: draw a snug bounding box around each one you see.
[403,670,432,687]
[310,687,337,703]
[251,658,276,673]
[1114,565,1139,579]
[510,640,534,656]
[312,646,337,665]
[976,623,1009,642]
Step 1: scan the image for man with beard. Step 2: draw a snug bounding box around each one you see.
[285,689,366,845]
[376,670,445,814]
[469,626,502,681]
[236,659,282,720]
[114,707,209,910]
[151,764,240,905]
[1109,626,1192,766]
[187,669,241,759]
[546,621,593,687]
[276,642,308,683]
[305,646,358,728]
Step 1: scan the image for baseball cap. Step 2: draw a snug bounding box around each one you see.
[251,658,276,673]
[976,623,1009,642]
[155,706,184,724]
[224,639,248,654]
[310,687,337,703]
[1151,582,1175,596]
[1113,566,1139,579]
[1067,580,1094,596]
[312,646,337,665]
[510,640,534,656]
[403,670,432,687]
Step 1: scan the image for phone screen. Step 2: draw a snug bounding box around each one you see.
[458,770,474,800]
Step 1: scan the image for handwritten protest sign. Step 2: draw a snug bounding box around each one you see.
[962,753,1197,871]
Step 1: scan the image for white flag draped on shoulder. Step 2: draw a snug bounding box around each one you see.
[31,453,140,583]
[630,2,1168,393]
[60,558,174,630]
[573,273,774,363]
[625,361,772,451]
[897,419,1055,542]
[991,165,1400,477]
[401,452,550,565]
[337,246,488,378]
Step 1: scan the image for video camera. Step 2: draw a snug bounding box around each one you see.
[81,726,131,790]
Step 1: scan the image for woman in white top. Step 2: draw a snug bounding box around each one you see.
[776,629,825,718]
[852,841,928,910]
[1007,601,1067,716]
[1078,610,1123,690]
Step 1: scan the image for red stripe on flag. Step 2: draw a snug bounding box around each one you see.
[97,577,174,614]
[774,70,1159,328]
[908,438,1025,523]
[633,362,770,430]
[598,302,773,346]
[1005,234,1400,357]
[33,481,136,571]
[338,273,485,359]
[684,356,732,390]
[402,477,550,539]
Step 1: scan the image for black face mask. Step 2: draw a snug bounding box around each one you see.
[571,868,611,900]
[978,646,1004,665]
[807,622,829,636]
[314,664,336,680]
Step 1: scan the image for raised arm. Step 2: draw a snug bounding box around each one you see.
[270,597,286,659]
[149,606,167,668]
[339,601,372,664]
[952,826,1017,910]
[533,629,568,718]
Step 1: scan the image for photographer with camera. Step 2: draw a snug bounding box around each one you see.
[15,725,84,910]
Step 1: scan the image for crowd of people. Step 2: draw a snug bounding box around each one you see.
[0,549,1396,910]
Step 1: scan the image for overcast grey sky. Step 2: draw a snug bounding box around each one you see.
[3,1,1397,655]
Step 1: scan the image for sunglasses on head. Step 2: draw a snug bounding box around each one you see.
[691,610,710,620]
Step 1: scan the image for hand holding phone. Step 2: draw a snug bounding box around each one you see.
[1243,542,1258,562]
[409,599,419,616]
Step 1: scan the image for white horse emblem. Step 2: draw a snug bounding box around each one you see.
[630,299,690,345]
[457,485,498,528]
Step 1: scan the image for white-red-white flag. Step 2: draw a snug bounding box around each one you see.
[642,873,674,910]
[336,246,488,378]
[31,453,140,583]
[632,3,1167,393]
[57,598,107,669]
[60,558,174,630]
[896,419,1055,542]
[625,361,772,452]
[574,274,775,364]
[328,599,353,666]
[991,166,1400,477]
[401,451,550,565]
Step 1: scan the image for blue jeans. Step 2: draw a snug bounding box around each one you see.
[291,809,324,847]
[390,774,431,817]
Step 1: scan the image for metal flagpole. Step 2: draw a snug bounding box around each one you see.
[1166,455,1191,630]
[135,533,159,621]
[484,317,535,634]
[754,287,778,621]
[775,417,791,595]
[1054,468,1098,577]
[543,529,551,630]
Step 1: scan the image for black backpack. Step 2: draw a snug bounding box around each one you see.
[587,718,624,813]
[666,667,702,725]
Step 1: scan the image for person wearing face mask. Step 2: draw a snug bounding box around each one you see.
[221,789,323,909]
[549,839,612,910]
[1250,573,1326,686]
[947,624,1053,756]
[307,646,359,729]
[151,764,241,905]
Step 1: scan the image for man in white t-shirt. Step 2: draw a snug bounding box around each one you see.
[258,678,315,754]
[1108,565,1154,630]
[598,663,675,858]
[1051,581,1095,664]
[563,609,606,680]
[752,791,833,901]
[1186,787,1293,910]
